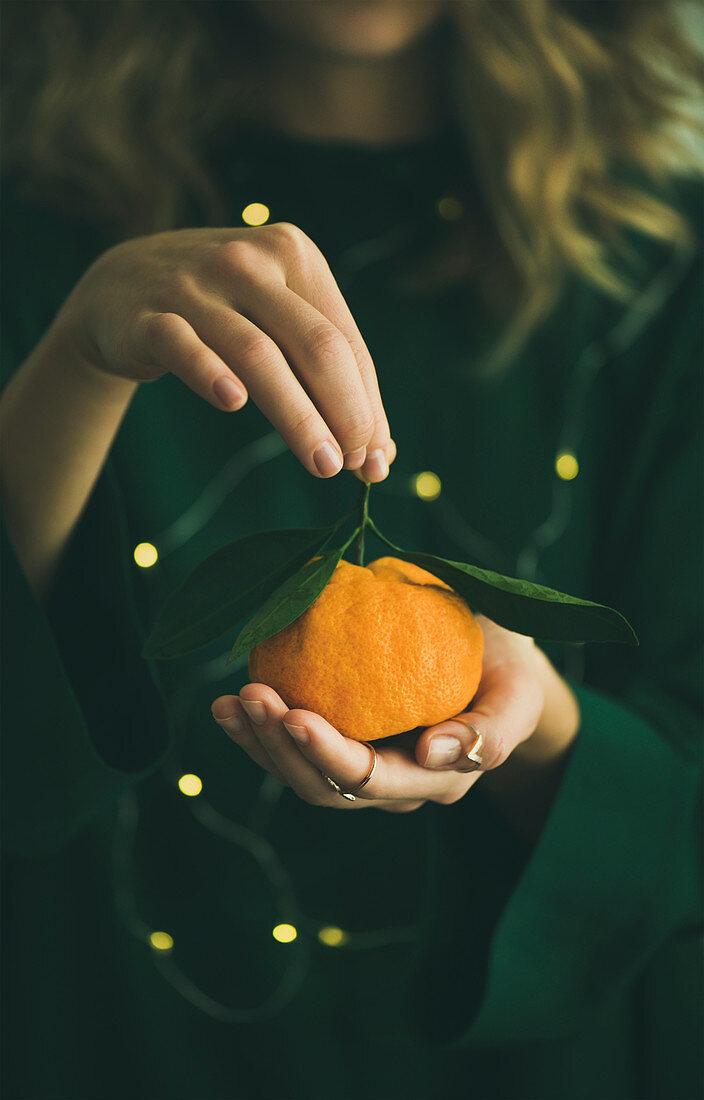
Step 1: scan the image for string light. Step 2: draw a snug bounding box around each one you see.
[436,195,464,221]
[155,432,287,556]
[149,931,174,951]
[413,471,442,501]
[317,926,348,947]
[555,452,579,481]
[114,186,693,1026]
[272,923,298,944]
[242,202,270,226]
[177,774,203,797]
[133,542,158,568]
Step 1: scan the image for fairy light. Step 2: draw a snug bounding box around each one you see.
[436,195,464,221]
[272,923,297,944]
[413,471,442,501]
[555,451,579,481]
[115,190,692,1027]
[177,774,202,797]
[317,925,349,947]
[133,542,158,568]
[149,931,174,951]
[242,202,270,226]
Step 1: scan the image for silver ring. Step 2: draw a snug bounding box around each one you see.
[457,722,484,772]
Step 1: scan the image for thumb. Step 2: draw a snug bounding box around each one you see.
[416,715,488,773]
[415,664,544,773]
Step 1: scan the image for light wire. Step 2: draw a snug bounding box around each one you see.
[113,193,694,1024]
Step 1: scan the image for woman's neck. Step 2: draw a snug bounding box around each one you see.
[257,38,447,146]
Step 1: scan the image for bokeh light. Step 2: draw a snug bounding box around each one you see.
[272,923,298,943]
[178,774,203,797]
[242,202,270,227]
[133,542,158,568]
[149,931,174,951]
[413,471,442,501]
[555,452,579,481]
[317,925,349,947]
[436,196,464,221]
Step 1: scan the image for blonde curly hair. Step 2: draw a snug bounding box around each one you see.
[2,0,702,369]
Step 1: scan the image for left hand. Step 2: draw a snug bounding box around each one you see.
[210,615,581,813]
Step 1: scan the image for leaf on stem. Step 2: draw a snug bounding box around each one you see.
[142,524,345,660]
[227,548,346,665]
[367,518,637,646]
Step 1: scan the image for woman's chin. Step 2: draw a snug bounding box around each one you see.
[246,0,449,62]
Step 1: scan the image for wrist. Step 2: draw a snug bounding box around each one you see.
[513,646,581,765]
[46,311,138,404]
[480,649,580,840]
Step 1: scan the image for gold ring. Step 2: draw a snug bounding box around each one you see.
[321,741,377,802]
[321,774,356,801]
[347,741,377,794]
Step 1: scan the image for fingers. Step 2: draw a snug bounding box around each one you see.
[210,695,289,786]
[238,284,379,467]
[214,685,365,808]
[415,656,544,773]
[282,241,395,482]
[132,311,249,412]
[268,701,470,804]
[187,299,349,480]
[130,226,396,484]
[352,437,397,484]
[212,685,473,809]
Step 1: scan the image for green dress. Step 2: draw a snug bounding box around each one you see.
[1,123,702,1100]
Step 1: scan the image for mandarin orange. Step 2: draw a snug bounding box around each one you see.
[247,556,484,742]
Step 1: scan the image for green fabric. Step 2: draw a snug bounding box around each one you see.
[1,124,702,1100]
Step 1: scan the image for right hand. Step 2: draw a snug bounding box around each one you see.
[57,222,396,483]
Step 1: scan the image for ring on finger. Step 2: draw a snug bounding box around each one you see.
[321,741,377,802]
[456,723,484,772]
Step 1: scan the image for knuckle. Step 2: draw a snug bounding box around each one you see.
[432,790,453,806]
[265,222,319,279]
[268,221,312,255]
[433,786,465,806]
[207,239,262,279]
[337,408,375,442]
[482,731,507,772]
[141,311,185,350]
[288,405,320,439]
[237,333,276,373]
[306,322,349,365]
[178,341,210,377]
[168,268,200,306]
[346,332,373,372]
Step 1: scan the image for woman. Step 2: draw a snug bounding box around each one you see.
[1,2,701,1098]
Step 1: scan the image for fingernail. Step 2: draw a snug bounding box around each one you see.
[241,699,267,725]
[314,441,343,477]
[283,721,309,745]
[425,736,462,767]
[343,445,367,470]
[211,702,240,725]
[213,376,245,409]
[364,448,389,482]
[212,709,244,731]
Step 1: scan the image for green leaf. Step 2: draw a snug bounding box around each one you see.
[367,518,637,646]
[227,548,345,665]
[142,525,344,660]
